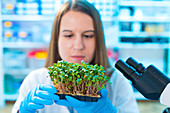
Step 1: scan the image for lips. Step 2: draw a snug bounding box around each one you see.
[72,55,85,61]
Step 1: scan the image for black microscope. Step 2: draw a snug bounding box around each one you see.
[115,57,170,113]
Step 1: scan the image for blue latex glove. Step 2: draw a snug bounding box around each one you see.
[20,84,60,113]
[55,89,117,113]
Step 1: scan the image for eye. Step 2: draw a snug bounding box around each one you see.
[83,35,94,38]
[64,35,73,38]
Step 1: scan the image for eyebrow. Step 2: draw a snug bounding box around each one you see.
[83,30,95,34]
[62,30,95,33]
[62,30,72,32]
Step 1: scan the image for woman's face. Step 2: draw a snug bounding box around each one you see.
[58,11,96,64]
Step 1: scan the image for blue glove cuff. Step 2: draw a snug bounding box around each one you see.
[98,97,117,113]
[20,101,36,113]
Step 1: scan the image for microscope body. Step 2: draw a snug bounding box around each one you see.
[115,57,170,106]
[133,65,170,100]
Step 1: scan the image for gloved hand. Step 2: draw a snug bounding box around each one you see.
[19,84,60,113]
[55,89,117,113]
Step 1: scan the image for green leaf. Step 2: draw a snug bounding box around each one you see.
[77,78,82,84]
[101,84,106,89]
[68,76,72,81]
[108,81,112,84]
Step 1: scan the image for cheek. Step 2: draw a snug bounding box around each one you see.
[86,40,96,59]
[91,44,96,57]
[58,38,68,57]
[89,43,95,53]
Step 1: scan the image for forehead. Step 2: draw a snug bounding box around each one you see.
[60,11,94,30]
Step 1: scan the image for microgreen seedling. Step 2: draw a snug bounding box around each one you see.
[48,60,111,97]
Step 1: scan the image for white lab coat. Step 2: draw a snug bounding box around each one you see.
[12,68,140,113]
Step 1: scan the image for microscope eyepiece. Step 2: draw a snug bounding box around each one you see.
[126,57,145,74]
[115,59,139,82]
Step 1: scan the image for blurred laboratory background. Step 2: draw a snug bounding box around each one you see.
[0,0,170,113]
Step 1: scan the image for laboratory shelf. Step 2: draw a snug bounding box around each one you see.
[1,15,56,21]
[113,43,170,49]
[2,42,49,48]
[118,16,170,23]
[5,68,35,77]
[5,93,19,101]
[101,16,117,22]
[0,42,2,47]
[0,0,5,108]
[118,1,170,7]
[119,31,170,37]
[2,15,116,22]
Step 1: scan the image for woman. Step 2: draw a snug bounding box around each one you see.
[12,0,140,113]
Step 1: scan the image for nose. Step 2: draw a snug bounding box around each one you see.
[73,35,84,51]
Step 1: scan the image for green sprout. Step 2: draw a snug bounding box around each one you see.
[47,60,112,97]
